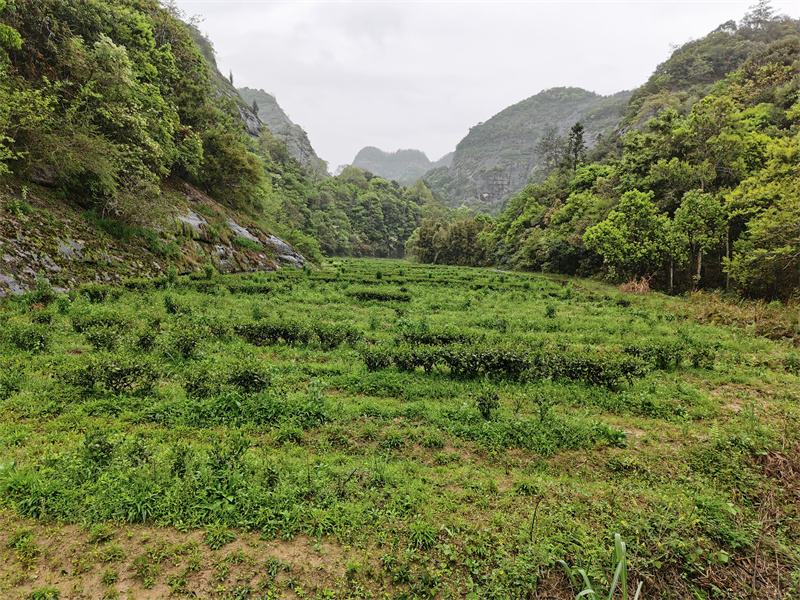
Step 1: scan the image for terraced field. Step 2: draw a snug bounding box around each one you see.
[1,260,798,599]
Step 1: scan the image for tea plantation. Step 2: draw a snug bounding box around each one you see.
[1,260,798,599]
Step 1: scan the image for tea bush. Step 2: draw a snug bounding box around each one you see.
[3,322,51,353]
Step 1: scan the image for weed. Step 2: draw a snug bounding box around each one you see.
[559,534,642,600]
[26,588,60,600]
[100,568,119,587]
[205,524,237,550]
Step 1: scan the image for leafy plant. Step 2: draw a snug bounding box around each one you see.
[558,534,643,600]
[204,523,237,550]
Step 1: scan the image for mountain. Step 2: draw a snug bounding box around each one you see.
[423,87,631,214]
[238,87,329,179]
[350,147,453,187]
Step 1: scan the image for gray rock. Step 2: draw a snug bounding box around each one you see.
[176,210,209,238]
[226,219,262,245]
[57,238,85,261]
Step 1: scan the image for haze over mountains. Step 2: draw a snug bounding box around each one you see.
[350,148,453,187]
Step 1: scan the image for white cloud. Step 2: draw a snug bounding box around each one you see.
[175,0,800,170]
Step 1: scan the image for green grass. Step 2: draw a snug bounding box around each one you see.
[0,259,798,598]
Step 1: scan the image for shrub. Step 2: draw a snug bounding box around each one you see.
[70,308,129,333]
[234,319,313,346]
[4,322,51,352]
[162,327,203,360]
[163,294,191,316]
[84,325,122,351]
[345,288,411,302]
[358,344,393,372]
[475,389,500,420]
[62,353,159,395]
[79,284,112,303]
[313,322,362,350]
[227,358,272,394]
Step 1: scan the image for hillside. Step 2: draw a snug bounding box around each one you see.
[410,6,799,301]
[423,87,631,214]
[351,147,453,187]
[238,87,329,180]
[0,0,325,297]
[622,7,800,127]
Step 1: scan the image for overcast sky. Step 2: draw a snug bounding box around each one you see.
[172,0,799,172]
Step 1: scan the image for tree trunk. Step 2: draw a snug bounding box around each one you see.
[696,249,703,288]
[670,260,674,294]
[726,229,730,289]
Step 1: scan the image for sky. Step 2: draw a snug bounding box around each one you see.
[171,0,800,172]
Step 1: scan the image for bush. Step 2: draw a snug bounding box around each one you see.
[358,342,647,388]
[234,319,313,346]
[313,322,362,350]
[62,353,159,395]
[79,284,112,303]
[4,322,51,352]
[345,288,411,302]
[84,325,122,351]
[70,308,129,333]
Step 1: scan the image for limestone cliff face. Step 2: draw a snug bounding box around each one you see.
[350,148,453,187]
[425,87,631,214]
[237,87,329,179]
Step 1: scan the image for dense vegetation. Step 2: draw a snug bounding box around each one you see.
[409,5,800,300]
[0,0,445,275]
[1,260,799,598]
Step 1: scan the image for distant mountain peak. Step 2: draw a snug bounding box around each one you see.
[350,147,453,186]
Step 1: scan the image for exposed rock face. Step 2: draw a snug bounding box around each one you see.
[350,147,453,187]
[424,87,631,214]
[237,87,329,179]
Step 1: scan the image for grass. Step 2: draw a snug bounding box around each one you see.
[0,259,798,599]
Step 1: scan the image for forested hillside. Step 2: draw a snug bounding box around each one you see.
[423,87,632,213]
[409,5,800,300]
[0,0,444,295]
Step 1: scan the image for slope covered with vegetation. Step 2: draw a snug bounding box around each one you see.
[423,88,631,214]
[0,0,446,296]
[1,260,798,599]
[409,5,800,301]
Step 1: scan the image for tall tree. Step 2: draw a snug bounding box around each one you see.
[566,122,587,173]
[673,190,726,287]
[584,190,670,279]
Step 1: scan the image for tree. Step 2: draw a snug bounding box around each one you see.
[566,122,587,173]
[584,190,670,279]
[673,190,726,287]
[251,99,259,115]
[535,125,566,173]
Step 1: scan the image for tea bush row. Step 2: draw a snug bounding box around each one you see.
[60,353,159,395]
[234,319,361,349]
[344,288,411,302]
[623,341,717,370]
[359,343,648,388]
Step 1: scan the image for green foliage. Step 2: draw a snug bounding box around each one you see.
[0,260,796,599]
[3,321,51,353]
[584,190,670,279]
[559,534,643,600]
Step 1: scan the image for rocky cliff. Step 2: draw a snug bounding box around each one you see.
[424,87,631,214]
[238,87,329,179]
